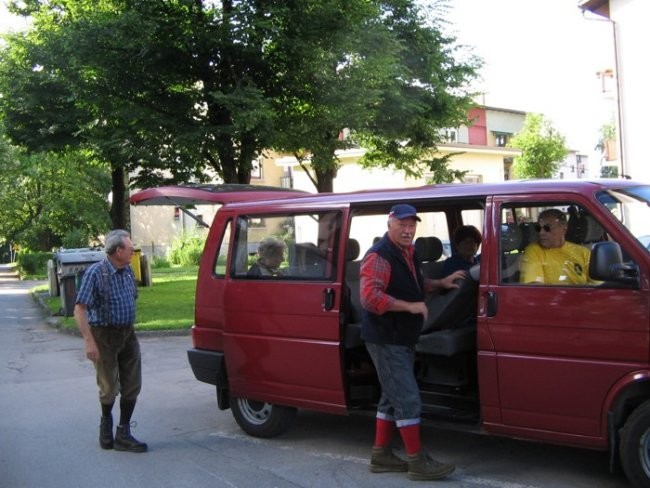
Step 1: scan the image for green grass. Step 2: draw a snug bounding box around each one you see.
[34,265,198,333]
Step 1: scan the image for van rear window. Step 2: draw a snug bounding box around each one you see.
[231,211,341,281]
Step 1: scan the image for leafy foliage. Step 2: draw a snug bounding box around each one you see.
[16,250,53,277]
[2,0,480,199]
[0,135,111,251]
[509,113,568,179]
[168,233,205,267]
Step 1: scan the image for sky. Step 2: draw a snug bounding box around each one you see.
[444,0,616,158]
[1,0,616,160]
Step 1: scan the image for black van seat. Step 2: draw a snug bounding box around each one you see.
[422,269,478,334]
[415,236,444,279]
[344,239,363,348]
[416,325,476,357]
[416,266,479,356]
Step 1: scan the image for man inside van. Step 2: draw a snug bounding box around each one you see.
[360,204,464,481]
[519,208,596,285]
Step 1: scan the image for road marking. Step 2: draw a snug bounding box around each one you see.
[209,431,543,487]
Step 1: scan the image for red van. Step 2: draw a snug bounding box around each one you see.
[131,179,650,487]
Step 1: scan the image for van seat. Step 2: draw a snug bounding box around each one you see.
[416,325,476,357]
[417,266,479,356]
[344,239,363,348]
[415,236,444,279]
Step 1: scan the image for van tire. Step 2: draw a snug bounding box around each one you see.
[619,399,650,487]
[230,396,297,438]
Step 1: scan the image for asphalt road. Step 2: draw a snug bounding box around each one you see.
[0,264,631,488]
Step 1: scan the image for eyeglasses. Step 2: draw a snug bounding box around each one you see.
[534,224,553,233]
[120,246,135,253]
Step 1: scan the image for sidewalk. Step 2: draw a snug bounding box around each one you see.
[0,263,64,328]
[0,263,45,290]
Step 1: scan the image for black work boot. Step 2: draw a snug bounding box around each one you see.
[114,423,148,453]
[99,415,113,449]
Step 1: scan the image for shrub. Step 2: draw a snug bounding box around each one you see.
[16,250,53,277]
[169,233,205,266]
[152,256,171,268]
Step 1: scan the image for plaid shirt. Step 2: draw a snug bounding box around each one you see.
[360,243,423,315]
[76,258,138,327]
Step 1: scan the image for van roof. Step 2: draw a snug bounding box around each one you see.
[130,183,308,207]
[130,179,643,210]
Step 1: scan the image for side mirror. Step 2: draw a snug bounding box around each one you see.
[589,241,639,287]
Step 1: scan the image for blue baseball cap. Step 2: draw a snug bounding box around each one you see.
[389,204,421,221]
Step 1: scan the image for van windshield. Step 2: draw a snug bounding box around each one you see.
[597,186,650,251]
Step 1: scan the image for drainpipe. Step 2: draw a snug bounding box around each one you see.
[610,19,627,178]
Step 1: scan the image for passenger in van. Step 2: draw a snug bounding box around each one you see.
[247,236,286,277]
[442,225,481,275]
[519,208,596,285]
[360,204,462,481]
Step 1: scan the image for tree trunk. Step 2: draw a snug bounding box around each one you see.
[109,165,129,230]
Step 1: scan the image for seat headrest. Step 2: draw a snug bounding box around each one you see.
[346,239,360,261]
[415,236,443,262]
[501,224,523,252]
[566,209,604,244]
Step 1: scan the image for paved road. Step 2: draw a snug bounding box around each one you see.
[0,264,631,487]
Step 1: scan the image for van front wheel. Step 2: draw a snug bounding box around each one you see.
[230,396,297,438]
[620,399,650,488]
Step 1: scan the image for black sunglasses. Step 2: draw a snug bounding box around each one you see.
[534,224,553,233]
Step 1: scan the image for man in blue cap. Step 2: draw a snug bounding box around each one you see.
[360,204,463,480]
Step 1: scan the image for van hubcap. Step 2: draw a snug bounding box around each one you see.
[236,399,272,425]
[641,430,650,477]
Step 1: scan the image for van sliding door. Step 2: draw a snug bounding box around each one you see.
[224,209,348,413]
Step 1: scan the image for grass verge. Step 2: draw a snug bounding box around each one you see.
[35,265,198,333]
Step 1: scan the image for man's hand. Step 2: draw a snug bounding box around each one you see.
[84,336,100,363]
[407,301,428,322]
[439,270,466,289]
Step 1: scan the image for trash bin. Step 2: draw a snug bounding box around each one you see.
[55,248,106,317]
[60,273,77,317]
[131,248,142,284]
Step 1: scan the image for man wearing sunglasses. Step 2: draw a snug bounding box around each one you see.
[519,208,596,285]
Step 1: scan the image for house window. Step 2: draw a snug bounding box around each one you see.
[248,217,266,228]
[493,132,510,147]
[443,129,457,143]
[463,174,482,184]
[251,157,263,179]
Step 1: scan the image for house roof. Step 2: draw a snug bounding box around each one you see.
[578,0,610,18]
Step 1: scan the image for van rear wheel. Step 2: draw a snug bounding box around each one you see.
[230,395,297,438]
[620,399,650,488]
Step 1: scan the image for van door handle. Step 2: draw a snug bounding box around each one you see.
[487,291,497,317]
[323,288,335,311]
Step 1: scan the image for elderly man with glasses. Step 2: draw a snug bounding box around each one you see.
[519,208,597,285]
[74,229,147,453]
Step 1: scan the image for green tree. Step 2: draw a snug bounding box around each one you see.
[270,0,479,191]
[0,136,111,251]
[1,0,276,225]
[1,0,478,202]
[510,113,568,179]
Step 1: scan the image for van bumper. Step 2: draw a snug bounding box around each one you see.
[187,348,229,410]
[187,348,226,386]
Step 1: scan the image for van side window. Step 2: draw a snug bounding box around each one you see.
[213,219,232,277]
[232,211,341,280]
[499,204,608,286]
